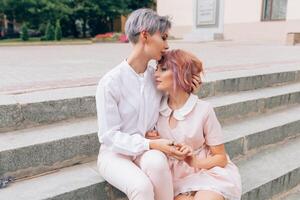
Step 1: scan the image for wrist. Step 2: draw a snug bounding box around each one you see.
[192,155,199,168]
[149,140,157,149]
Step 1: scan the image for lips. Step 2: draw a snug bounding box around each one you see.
[155,80,162,85]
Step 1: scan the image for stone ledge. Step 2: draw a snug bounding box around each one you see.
[286,33,300,45]
[1,71,300,133]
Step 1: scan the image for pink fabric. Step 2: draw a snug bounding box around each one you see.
[98,149,174,200]
[157,98,242,200]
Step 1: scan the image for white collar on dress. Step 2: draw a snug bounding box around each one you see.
[159,94,198,120]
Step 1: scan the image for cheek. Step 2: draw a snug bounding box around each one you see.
[153,37,163,49]
[162,72,174,88]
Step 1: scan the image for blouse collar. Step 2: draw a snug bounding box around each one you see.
[159,94,198,120]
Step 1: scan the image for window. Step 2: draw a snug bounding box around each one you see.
[262,0,287,21]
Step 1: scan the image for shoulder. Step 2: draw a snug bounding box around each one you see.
[195,99,212,109]
[99,63,124,85]
[96,62,124,95]
[195,99,214,116]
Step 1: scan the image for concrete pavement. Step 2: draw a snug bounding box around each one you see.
[1,40,300,94]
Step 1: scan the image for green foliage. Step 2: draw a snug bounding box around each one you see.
[20,23,29,41]
[45,22,55,41]
[1,0,156,38]
[55,20,62,40]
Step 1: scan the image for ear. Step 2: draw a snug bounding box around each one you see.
[141,31,148,41]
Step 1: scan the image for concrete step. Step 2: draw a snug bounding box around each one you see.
[0,162,119,200]
[1,69,300,133]
[0,117,99,179]
[0,86,97,133]
[283,192,300,200]
[238,136,300,200]
[223,105,300,158]
[272,183,300,200]
[205,82,300,123]
[1,103,300,182]
[199,68,300,98]
[1,136,300,200]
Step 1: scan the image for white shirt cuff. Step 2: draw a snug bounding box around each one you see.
[144,138,150,151]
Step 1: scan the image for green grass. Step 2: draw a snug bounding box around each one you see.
[0,37,92,46]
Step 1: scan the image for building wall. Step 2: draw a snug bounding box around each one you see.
[285,0,300,34]
[224,0,262,23]
[224,21,287,42]
[157,0,193,38]
[156,0,300,42]
[286,0,300,20]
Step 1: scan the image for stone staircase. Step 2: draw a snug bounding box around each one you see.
[1,66,300,200]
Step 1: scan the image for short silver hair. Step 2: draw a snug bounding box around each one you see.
[125,8,171,44]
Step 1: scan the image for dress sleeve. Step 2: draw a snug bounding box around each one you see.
[96,78,150,156]
[203,103,224,146]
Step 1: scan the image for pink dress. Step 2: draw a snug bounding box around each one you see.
[157,94,242,200]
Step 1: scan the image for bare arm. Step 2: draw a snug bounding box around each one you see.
[185,144,228,169]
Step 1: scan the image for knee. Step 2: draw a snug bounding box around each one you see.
[140,150,169,172]
[127,177,154,200]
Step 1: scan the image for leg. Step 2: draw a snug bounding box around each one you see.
[174,194,194,200]
[135,150,174,200]
[98,150,154,200]
[194,190,224,200]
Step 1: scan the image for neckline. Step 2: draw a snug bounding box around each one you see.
[160,94,198,121]
[124,60,147,77]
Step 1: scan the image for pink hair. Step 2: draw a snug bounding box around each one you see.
[158,49,203,93]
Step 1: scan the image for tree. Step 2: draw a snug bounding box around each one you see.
[20,23,29,41]
[55,20,62,40]
[72,0,102,37]
[45,22,55,40]
[127,0,156,11]
[0,0,157,38]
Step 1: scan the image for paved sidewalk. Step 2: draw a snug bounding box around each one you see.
[1,40,300,94]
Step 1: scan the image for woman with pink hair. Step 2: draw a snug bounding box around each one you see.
[153,49,242,200]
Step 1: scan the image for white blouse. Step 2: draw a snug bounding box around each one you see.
[96,60,162,156]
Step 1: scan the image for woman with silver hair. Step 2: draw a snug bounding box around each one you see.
[96,8,201,200]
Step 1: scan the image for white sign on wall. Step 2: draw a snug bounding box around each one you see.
[196,0,218,26]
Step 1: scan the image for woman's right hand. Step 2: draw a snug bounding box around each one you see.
[149,139,188,160]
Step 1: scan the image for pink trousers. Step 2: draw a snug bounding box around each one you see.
[97,149,174,200]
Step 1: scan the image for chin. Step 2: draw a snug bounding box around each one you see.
[156,86,167,92]
[156,86,163,91]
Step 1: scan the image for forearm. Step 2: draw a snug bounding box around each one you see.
[149,140,168,152]
[100,131,149,156]
[194,154,228,170]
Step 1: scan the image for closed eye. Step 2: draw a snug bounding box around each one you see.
[161,67,168,71]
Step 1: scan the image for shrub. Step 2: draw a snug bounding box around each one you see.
[55,20,62,41]
[20,23,29,41]
[45,22,55,41]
